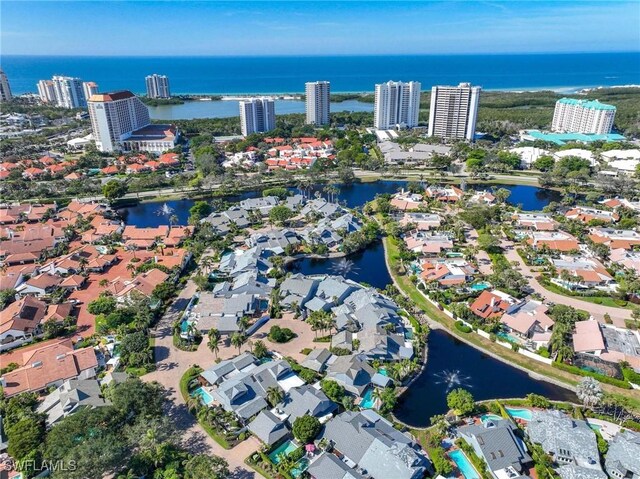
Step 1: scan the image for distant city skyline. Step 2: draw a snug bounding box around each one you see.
[1,1,639,57]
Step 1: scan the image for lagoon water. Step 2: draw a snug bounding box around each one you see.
[148,99,373,120]
[5,52,639,95]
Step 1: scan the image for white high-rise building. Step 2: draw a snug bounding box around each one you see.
[145,74,171,99]
[0,69,12,102]
[37,80,57,104]
[82,82,99,102]
[551,98,616,134]
[88,91,151,152]
[428,82,481,141]
[305,81,331,125]
[374,81,421,130]
[239,98,276,136]
[52,76,86,108]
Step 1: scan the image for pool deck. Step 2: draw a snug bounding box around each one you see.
[586,418,622,441]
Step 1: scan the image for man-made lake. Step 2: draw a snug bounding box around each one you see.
[148,99,373,120]
[116,180,561,227]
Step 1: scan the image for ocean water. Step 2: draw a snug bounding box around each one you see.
[3,52,639,95]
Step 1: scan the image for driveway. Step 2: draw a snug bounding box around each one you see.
[143,280,260,478]
[502,241,632,326]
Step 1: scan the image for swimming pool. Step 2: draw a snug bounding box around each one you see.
[497,331,520,344]
[378,368,388,376]
[506,407,533,421]
[291,457,310,478]
[448,449,480,479]
[588,422,602,432]
[268,440,298,464]
[470,282,490,291]
[359,387,376,409]
[480,413,503,423]
[190,386,214,405]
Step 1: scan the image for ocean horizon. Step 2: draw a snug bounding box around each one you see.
[3,52,639,95]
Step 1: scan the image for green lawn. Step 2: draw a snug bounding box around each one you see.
[539,279,633,309]
[382,235,640,411]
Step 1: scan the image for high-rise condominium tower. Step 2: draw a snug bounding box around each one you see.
[145,74,171,99]
[0,69,13,102]
[239,98,276,136]
[551,98,616,135]
[83,82,99,102]
[88,91,151,152]
[52,76,87,109]
[428,82,481,141]
[374,81,421,130]
[37,80,57,103]
[305,81,331,125]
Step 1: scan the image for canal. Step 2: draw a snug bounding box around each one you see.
[119,180,575,425]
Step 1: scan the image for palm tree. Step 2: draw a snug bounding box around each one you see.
[125,243,138,260]
[576,377,603,407]
[126,262,136,278]
[208,329,221,359]
[230,332,246,354]
[200,256,214,275]
[266,386,283,407]
[99,278,109,288]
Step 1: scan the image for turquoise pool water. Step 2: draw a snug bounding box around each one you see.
[378,368,388,376]
[291,458,310,478]
[480,413,503,423]
[497,331,520,343]
[449,449,480,479]
[268,440,298,464]
[447,252,464,258]
[190,387,214,405]
[588,422,602,432]
[181,319,191,333]
[470,282,490,291]
[506,407,533,421]
[359,387,376,409]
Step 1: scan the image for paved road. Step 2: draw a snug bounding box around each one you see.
[143,280,260,478]
[502,241,632,326]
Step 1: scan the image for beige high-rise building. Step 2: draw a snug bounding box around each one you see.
[305,81,330,125]
[428,82,481,141]
[37,80,57,103]
[82,82,99,102]
[0,69,12,102]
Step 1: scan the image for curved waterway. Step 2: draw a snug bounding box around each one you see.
[119,181,576,424]
[116,180,562,227]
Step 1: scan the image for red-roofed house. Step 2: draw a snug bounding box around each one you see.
[23,167,45,179]
[470,290,520,320]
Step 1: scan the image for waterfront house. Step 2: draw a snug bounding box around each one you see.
[398,213,442,231]
[424,185,464,203]
[565,207,619,224]
[390,191,424,211]
[470,290,521,320]
[318,410,431,479]
[572,320,606,356]
[458,418,532,479]
[500,300,555,347]
[605,431,640,479]
[218,247,272,278]
[512,213,558,231]
[239,196,279,216]
[526,410,606,479]
[404,232,454,256]
[325,354,375,396]
[246,229,300,254]
[419,258,476,287]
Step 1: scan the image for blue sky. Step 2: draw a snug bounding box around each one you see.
[2,1,639,56]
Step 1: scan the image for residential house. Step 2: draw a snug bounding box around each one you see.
[306,452,366,479]
[247,229,300,254]
[108,268,169,303]
[318,410,431,479]
[527,410,606,479]
[605,431,640,479]
[121,225,169,249]
[239,196,279,216]
[500,300,555,348]
[610,248,640,275]
[588,228,640,250]
[572,320,606,356]
[390,191,424,211]
[551,256,616,291]
[248,410,290,446]
[565,207,619,224]
[513,213,558,231]
[459,419,532,479]
[470,290,521,320]
[15,273,63,297]
[325,354,375,396]
[404,232,454,256]
[424,185,464,202]
[419,258,476,287]
[301,349,335,373]
[0,340,99,397]
[200,352,258,386]
[281,384,337,423]
[526,231,580,252]
[36,378,109,426]
[0,296,47,346]
[300,198,344,219]
[399,213,442,231]
[279,274,319,309]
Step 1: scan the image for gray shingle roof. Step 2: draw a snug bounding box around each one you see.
[281,385,337,423]
[248,410,290,445]
[605,431,640,479]
[306,452,366,479]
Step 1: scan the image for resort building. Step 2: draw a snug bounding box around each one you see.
[305,81,331,125]
[526,410,606,479]
[88,90,177,153]
[459,418,532,479]
[374,81,421,130]
[428,82,481,141]
[0,69,12,102]
[551,98,616,135]
[317,410,431,479]
[239,98,276,136]
[145,74,171,98]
